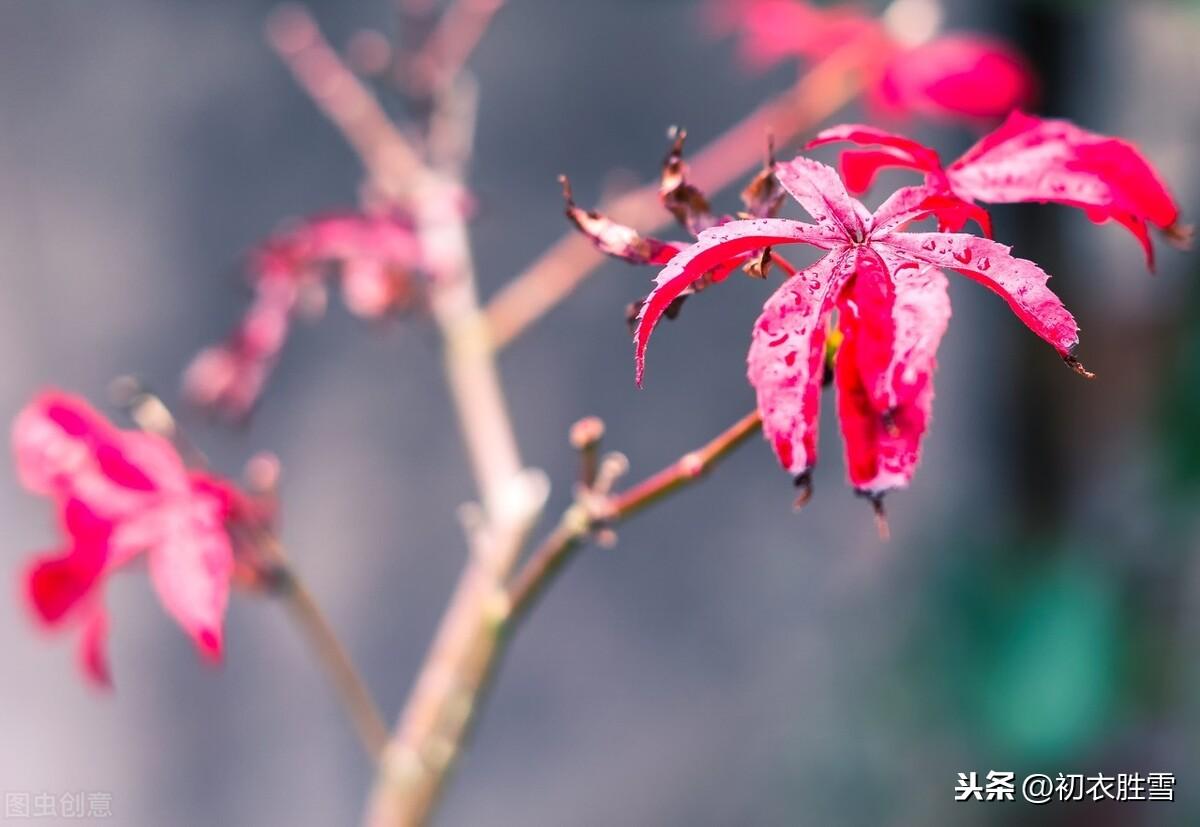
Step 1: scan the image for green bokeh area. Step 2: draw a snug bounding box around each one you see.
[934,546,1126,763]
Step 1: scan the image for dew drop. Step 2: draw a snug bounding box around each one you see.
[978,257,991,271]
[921,239,937,251]
[953,247,973,265]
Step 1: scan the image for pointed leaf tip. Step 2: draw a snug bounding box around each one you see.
[197,627,223,663]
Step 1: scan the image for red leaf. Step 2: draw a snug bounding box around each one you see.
[882,232,1079,357]
[12,391,245,684]
[814,112,1186,259]
[710,2,1032,127]
[834,252,950,494]
[808,124,945,187]
[747,251,855,476]
[638,130,1180,499]
[869,36,1034,122]
[707,0,877,70]
[185,212,422,418]
[835,332,936,496]
[140,498,235,662]
[25,499,112,624]
[948,112,1187,267]
[774,157,871,239]
[635,218,831,385]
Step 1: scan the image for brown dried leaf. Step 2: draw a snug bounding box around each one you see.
[740,138,786,218]
[659,129,718,235]
[560,175,680,265]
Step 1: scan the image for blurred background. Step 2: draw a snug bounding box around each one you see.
[2,0,1198,824]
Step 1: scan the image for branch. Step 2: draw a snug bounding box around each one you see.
[482,34,877,349]
[406,0,505,95]
[507,410,763,623]
[267,4,426,202]
[367,409,760,824]
[269,552,391,760]
[263,9,543,821]
[363,76,547,827]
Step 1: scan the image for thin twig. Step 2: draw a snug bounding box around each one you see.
[482,33,879,348]
[507,410,763,622]
[406,0,505,95]
[607,409,764,520]
[273,562,391,760]
[267,4,426,202]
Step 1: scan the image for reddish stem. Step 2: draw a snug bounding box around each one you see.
[507,410,763,621]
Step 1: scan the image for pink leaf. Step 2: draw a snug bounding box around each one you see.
[707,0,878,70]
[774,157,871,239]
[186,212,422,418]
[141,494,235,661]
[882,232,1079,358]
[635,218,830,384]
[869,185,942,235]
[808,124,945,185]
[747,251,855,477]
[835,332,936,496]
[13,392,189,518]
[626,126,1181,503]
[834,252,950,494]
[948,112,1187,266]
[807,127,991,234]
[869,35,1034,122]
[13,391,245,684]
[711,3,1033,129]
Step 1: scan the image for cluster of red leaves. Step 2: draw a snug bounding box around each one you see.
[809,113,1191,267]
[184,212,424,419]
[564,115,1183,505]
[13,392,271,686]
[561,131,784,327]
[708,0,1035,123]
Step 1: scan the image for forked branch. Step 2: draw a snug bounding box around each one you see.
[507,410,763,622]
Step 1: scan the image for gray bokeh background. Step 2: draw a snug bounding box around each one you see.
[2,1,1198,825]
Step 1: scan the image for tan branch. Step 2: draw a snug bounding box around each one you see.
[406,0,506,94]
[272,557,391,760]
[363,77,547,827]
[267,4,426,202]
